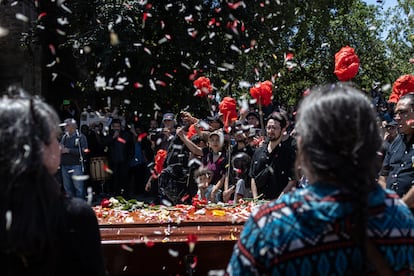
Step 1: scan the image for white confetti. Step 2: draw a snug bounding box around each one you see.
[5,210,12,231]
[161,199,172,207]
[72,175,90,181]
[51,73,58,81]
[168,249,179,257]
[87,186,93,205]
[15,13,29,22]
[0,26,9,37]
[149,79,156,91]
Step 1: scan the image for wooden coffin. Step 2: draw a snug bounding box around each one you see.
[95,204,254,275]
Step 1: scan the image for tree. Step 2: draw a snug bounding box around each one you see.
[27,0,395,119]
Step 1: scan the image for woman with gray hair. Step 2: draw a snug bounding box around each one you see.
[227,84,414,275]
[0,86,106,275]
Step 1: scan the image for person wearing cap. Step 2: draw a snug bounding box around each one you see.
[245,111,260,128]
[206,114,224,131]
[176,129,227,202]
[60,118,89,199]
[382,120,399,151]
[379,93,414,210]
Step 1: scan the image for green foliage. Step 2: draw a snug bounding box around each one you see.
[30,0,405,116]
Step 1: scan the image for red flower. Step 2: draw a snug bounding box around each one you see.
[193,76,213,97]
[219,97,238,129]
[389,75,414,103]
[250,80,273,106]
[334,46,360,81]
[101,198,111,208]
[154,149,167,175]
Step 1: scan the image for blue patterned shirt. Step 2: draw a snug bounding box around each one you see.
[227,182,414,275]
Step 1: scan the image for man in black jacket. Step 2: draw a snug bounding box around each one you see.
[249,112,297,200]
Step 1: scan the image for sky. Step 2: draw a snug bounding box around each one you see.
[365,0,398,10]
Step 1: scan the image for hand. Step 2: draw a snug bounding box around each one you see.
[113,130,119,139]
[176,127,185,139]
[223,186,235,203]
[145,180,152,192]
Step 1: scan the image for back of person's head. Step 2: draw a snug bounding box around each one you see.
[295,83,382,248]
[0,86,60,180]
[64,118,77,128]
[295,83,381,185]
[0,86,63,271]
[232,152,251,176]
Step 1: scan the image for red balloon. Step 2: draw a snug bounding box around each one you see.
[334,46,360,81]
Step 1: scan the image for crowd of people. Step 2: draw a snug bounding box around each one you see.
[2,81,414,274]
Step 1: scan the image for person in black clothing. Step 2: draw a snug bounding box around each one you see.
[379,93,414,210]
[102,119,134,196]
[0,86,106,276]
[249,112,297,200]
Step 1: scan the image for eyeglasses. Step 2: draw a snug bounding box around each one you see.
[394,109,412,118]
[266,125,280,130]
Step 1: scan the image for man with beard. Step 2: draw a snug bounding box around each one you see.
[249,112,297,200]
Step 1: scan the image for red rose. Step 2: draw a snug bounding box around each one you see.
[101,198,111,208]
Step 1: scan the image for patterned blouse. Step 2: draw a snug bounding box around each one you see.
[227,182,414,275]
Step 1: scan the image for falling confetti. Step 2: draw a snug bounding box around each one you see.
[15,13,29,22]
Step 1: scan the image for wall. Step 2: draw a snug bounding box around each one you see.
[0,2,42,94]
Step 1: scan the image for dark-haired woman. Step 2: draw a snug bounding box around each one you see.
[227,84,414,275]
[0,86,106,276]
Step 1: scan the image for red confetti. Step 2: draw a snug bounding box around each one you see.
[137,132,148,142]
[37,12,47,20]
[181,194,190,202]
[285,52,294,61]
[145,240,155,248]
[134,82,143,89]
[49,44,56,55]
